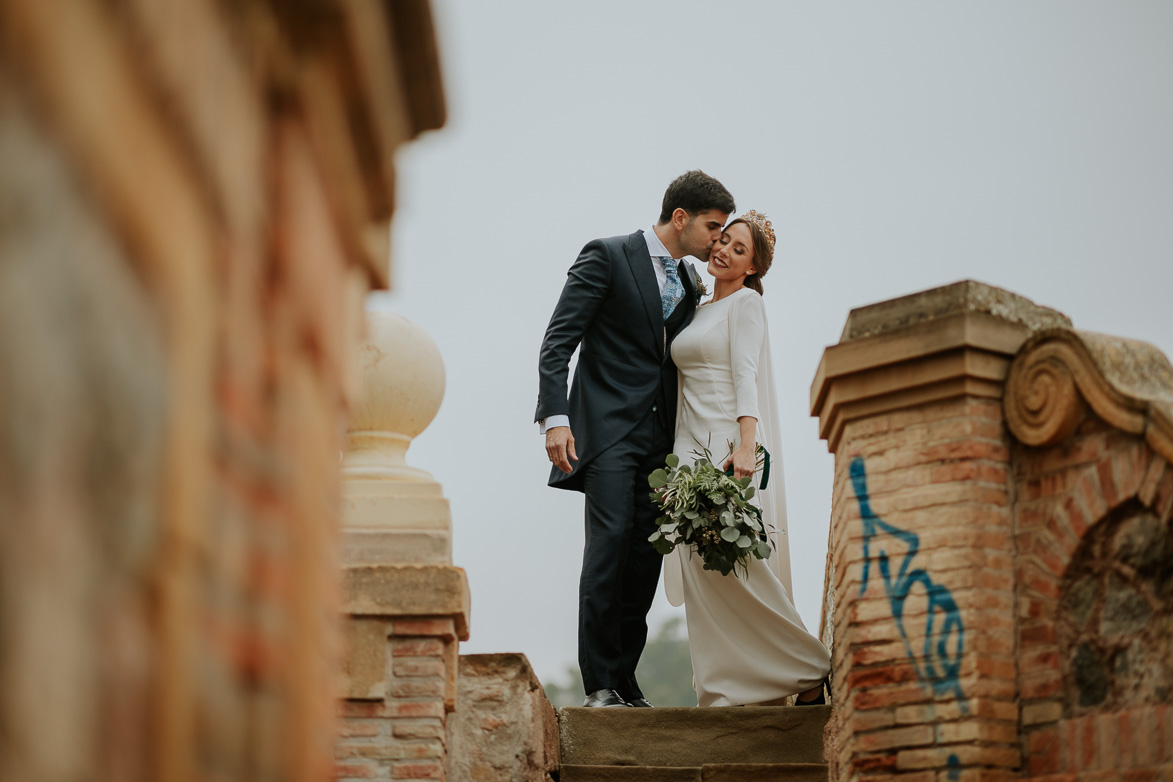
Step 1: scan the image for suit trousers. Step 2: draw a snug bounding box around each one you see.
[578,407,673,698]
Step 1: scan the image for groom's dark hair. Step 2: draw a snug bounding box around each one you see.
[658,170,735,224]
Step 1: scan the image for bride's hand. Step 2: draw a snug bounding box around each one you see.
[723,443,757,480]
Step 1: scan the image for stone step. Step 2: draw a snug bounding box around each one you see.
[559,763,827,782]
[559,706,829,767]
[702,763,827,781]
[560,766,700,782]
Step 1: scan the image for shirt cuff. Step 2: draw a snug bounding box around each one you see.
[540,415,570,434]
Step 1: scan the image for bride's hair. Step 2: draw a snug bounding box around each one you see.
[726,214,775,295]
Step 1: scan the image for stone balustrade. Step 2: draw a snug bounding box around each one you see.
[336,309,471,782]
[342,311,454,566]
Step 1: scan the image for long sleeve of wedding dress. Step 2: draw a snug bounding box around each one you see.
[727,288,793,595]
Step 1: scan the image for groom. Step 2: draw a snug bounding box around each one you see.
[536,171,735,707]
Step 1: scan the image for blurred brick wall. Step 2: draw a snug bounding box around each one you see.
[0,2,443,781]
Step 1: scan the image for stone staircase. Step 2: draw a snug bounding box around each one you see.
[558,705,830,781]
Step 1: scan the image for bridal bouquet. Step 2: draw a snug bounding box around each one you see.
[647,445,773,578]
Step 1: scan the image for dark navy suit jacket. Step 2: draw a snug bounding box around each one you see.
[536,230,699,491]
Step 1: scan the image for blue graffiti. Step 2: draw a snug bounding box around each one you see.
[850,457,967,710]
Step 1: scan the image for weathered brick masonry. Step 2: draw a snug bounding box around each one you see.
[0,2,444,781]
[446,654,560,782]
[813,281,1173,781]
[1005,329,1173,780]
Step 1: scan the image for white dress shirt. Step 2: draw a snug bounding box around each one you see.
[541,227,680,434]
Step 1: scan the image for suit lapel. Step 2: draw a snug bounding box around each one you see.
[624,232,663,350]
[680,261,697,306]
[675,262,703,335]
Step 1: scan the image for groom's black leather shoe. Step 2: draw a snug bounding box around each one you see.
[627,697,653,708]
[583,689,630,707]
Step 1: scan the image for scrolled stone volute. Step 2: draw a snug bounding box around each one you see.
[344,309,446,482]
[1004,335,1088,447]
[1005,328,1173,462]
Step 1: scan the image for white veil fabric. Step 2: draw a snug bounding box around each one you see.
[662,300,792,605]
[755,307,792,596]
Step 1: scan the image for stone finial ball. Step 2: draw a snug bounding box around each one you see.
[349,310,446,439]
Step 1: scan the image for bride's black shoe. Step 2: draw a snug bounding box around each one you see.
[796,680,827,706]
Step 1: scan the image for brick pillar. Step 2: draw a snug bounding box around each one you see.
[336,311,470,782]
[811,282,1070,781]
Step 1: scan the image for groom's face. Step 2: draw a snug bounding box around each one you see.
[680,209,730,260]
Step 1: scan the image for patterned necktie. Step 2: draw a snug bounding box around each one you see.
[658,256,684,320]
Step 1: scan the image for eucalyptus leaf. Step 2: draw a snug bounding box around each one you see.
[648,531,662,542]
[665,453,680,469]
[753,541,773,559]
[744,486,755,500]
[737,535,753,548]
[720,526,740,542]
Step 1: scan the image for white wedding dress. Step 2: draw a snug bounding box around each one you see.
[663,287,830,707]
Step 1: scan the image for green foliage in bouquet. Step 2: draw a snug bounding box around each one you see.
[647,445,773,578]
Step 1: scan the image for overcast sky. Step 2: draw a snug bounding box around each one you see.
[372,1,1173,685]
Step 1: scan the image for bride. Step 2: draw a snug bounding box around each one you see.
[663,210,831,707]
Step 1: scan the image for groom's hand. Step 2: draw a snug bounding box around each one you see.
[545,426,577,474]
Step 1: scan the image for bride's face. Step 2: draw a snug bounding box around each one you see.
[707,223,756,282]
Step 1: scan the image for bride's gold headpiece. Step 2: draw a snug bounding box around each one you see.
[738,210,776,252]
